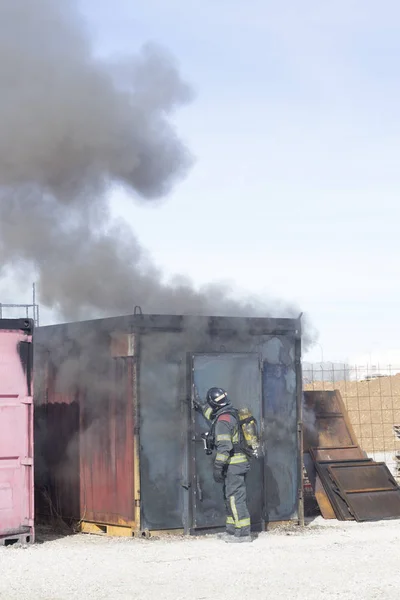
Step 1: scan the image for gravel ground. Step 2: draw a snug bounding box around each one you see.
[1,518,400,600]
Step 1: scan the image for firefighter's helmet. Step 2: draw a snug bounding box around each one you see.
[206,387,230,411]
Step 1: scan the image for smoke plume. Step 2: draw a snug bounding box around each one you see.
[0,0,306,326]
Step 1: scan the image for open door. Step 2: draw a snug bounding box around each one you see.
[190,352,263,532]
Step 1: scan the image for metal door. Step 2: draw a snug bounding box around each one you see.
[190,353,263,531]
[0,320,34,541]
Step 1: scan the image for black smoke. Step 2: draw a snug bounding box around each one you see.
[0,0,309,328]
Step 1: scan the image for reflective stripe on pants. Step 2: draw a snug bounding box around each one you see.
[226,515,235,535]
[223,464,251,537]
[217,453,248,466]
[228,453,248,465]
[215,453,228,463]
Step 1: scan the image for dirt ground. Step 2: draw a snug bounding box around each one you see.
[1,519,400,600]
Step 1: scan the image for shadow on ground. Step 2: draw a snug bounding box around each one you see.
[34,521,76,545]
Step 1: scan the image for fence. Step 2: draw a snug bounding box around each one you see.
[303,364,400,478]
[0,283,40,326]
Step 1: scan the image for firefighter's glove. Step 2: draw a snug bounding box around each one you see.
[193,397,207,414]
[213,465,225,483]
[192,398,203,412]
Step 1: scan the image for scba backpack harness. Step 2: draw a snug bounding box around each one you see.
[201,406,261,459]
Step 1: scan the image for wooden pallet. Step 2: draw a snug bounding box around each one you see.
[79,521,185,538]
[80,521,134,537]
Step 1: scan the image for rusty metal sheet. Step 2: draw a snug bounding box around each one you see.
[328,462,400,522]
[79,356,136,526]
[315,460,373,520]
[34,355,81,520]
[306,446,368,520]
[310,446,367,462]
[315,475,336,519]
[328,462,397,491]
[314,462,353,520]
[34,331,137,528]
[303,453,336,519]
[303,391,359,452]
[305,444,367,519]
[34,401,80,521]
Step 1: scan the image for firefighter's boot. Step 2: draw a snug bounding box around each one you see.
[224,535,253,543]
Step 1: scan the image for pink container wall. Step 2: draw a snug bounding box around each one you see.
[0,319,34,543]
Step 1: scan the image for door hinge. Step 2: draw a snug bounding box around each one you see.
[21,397,33,405]
[21,458,33,466]
[135,499,140,507]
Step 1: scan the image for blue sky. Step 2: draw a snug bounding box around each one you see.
[4,1,400,365]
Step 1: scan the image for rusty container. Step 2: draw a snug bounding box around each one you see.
[34,314,303,536]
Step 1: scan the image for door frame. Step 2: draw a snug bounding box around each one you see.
[186,351,264,534]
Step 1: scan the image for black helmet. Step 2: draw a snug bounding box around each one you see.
[206,387,230,411]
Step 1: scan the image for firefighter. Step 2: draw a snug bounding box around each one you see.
[194,387,252,543]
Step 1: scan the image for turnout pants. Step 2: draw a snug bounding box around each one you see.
[223,462,251,537]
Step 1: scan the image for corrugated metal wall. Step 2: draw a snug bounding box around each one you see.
[35,327,137,527]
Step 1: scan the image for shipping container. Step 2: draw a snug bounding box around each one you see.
[34,314,303,536]
[0,318,34,545]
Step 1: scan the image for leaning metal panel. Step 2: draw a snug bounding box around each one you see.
[328,462,400,522]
